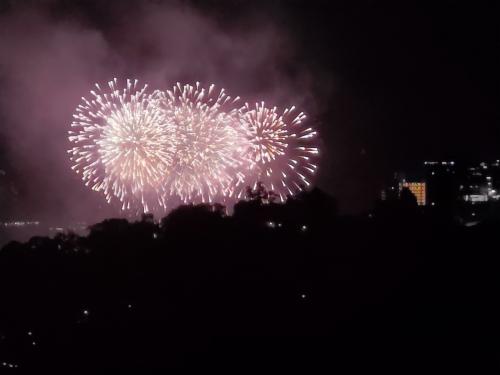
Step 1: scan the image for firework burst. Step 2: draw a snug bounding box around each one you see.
[68,78,175,212]
[69,79,320,213]
[238,102,319,202]
[156,82,250,203]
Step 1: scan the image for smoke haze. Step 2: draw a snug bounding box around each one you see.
[0,0,319,228]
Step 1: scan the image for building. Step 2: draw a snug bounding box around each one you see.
[383,160,500,207]
[380,160,500,224]
[399,181,426,206]
[461,161,500,203]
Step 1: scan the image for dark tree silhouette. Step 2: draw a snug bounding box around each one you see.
[245,182,279,204]
[0,188,496,373]
[400,186,418,208]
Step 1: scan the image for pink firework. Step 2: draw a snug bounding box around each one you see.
[69,79,320,213]
[238,102,319,202]
[68,79,175,213]
[156,82,251,203]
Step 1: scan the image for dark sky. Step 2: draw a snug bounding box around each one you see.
[0,0,498,216]
[260,0,499,212]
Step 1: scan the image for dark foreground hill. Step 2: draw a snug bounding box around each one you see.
[0,189,498,373]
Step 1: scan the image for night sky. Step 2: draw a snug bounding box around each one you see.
[0,0,498,217]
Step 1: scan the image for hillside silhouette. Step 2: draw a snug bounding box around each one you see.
[0,187,497,372]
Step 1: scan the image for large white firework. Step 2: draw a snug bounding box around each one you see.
[238,102,319,202]
[69,79,320,213]
[156,82,250,203]
[68,79,175,212]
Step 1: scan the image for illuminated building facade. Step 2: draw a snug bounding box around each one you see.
[399,181,426,206]
[380,160,500,224]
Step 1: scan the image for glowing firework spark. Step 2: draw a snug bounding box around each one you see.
[238,102,319,202]
[156,82,250,203]
[69,79,320,213]
[68,79,175,212]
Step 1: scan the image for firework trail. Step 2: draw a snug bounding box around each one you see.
[68,79,175,212]
[238,102,319,202]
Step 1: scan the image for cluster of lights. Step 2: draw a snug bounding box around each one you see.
[69,79,319,213]
[1,362,18,369]
[266,221,309,232]
[424,161,455,166]
[2,221,40,227]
